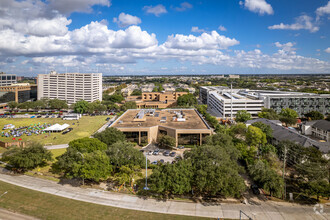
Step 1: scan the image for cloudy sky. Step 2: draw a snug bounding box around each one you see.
[0,0,330,76]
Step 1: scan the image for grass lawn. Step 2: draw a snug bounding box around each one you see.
[0,116,109,145]
[0,181,210,220]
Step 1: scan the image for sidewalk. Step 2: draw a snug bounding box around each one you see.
[0,173,328,220]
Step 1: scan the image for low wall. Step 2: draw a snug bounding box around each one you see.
[0,141,25,148]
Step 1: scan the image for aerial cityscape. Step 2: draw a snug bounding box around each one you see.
[0,0,329,220]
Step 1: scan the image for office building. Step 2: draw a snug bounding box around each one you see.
[110,109,213,146]
[37,72,102,104]
[0,83,37,105]
[301,120,330,142]
[200,87,330,118]
[126,91,188,109]
[0,72,17,86]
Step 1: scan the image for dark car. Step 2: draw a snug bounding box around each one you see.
[57,115,61,118]
[251,184,260,195]
[62,131,68,135]
[37,115,42,118]
[159,159,165,164]
[170,152,176,157]
[106,117,110,121]
[153,149,160,155]
[68,128,73,131]
[163,151,170,156]
[45,115,49,118]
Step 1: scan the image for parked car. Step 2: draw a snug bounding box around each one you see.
[151,161,158,165]
[170,152,176,157]
[178,146,185,149]
[30,116,35,118]
[68,128,73,131]
[163,151,170,156]
[251,184,260,195]
[37,115,42,118]
[57,115,61,118]
[147,151,153,155]
[62,131,69,135]
[159,159,165,164]
[106,117,110,121]
[45,115,49,118]
[153,149,160,155]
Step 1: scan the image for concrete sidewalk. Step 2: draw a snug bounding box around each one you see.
[44,144,68,150]
[0,173,328,220]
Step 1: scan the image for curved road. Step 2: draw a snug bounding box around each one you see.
[0,173,328,220]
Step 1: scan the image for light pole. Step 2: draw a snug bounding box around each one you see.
[143,154,149,190]
[77,152,85,186]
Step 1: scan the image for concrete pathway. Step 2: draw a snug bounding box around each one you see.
[0,173,328,220]
[44,144,68,150]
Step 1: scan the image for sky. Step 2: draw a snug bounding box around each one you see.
[0,0,330,76]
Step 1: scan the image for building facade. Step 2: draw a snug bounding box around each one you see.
[110,109,213,146]
[301,120,330,142]
[200,86,330,118]
[0,73,17,86]
[0,83,37,104]
[37,72,102,104]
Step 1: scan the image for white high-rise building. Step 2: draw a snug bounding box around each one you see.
[37,72,102,104]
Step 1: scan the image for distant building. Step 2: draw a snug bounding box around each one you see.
[110,109,213,146]
[0,83,37,104]
[200,86,330,118]
[126,91,188,109]
[0,72,17,86]
[37,72,102,104]
[301,120,330,142]
[121,84,138,96]
[228,75,240,79]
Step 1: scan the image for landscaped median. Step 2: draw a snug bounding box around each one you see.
[0,180,211,220]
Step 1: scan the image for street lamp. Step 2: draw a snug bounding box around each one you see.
[77,152,85,186]
[143,154,149,190]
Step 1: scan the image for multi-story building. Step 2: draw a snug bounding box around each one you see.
[0,72,17,86]
[37,72,102,104]
[126,91,188,109]
[121,84,138,97]
[301,120,330,142]
[110,109,213,146]
[200,87,330,118]
[0,83,37,109]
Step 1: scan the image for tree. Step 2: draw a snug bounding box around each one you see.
[73,100,89,114]
[48,99,68,110]
[229,123,247,138]
[68,138,107,153]
[184,145,246,197]
[106,141,145,168]
[94,127,126,146]
[177,94,197,107]
[235,110,252,123]
[279,108,298,126]
[120,101,137,111]
[157,134,176,148]
[251,121,273,141]
[131,89,142,96]
[109,94,124,103]
[32,100,46,110]
[246,126,267,147]
[304,111,324,120]
[258,108,279,120]
[107,103,120,112]
[2,142,53,172]
[7,101,18,111]
[18,101,33,111]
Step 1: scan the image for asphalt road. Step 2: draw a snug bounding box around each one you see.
[0,172,328,220]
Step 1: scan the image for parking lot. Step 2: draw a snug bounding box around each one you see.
[142,144,186,164]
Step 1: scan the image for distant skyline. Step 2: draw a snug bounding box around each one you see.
[0,0,330,76]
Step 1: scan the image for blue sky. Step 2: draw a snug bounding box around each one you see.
[0,0,329,76]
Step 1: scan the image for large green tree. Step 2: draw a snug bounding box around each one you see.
[48,98,68,110]
[235,110,252,123]
[258,108,279,120]
[279,108,298,126]
[94,127,126,146]
[251,121,273,141]
[304,111,324,120]
[3,142,52,172]
[157,134,176,148]
[7,101,18,111]
[120,101,137,111]
[246,126,267,147]
[73,100,90,114]
[177,94,197,107]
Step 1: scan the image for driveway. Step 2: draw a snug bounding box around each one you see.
[0,172,328,220]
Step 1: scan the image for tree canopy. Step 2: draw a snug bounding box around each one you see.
[3,142,52,172]
[93,127,126,146]
[258,108,279,120]
[177,94,197,107]
[157,134,176,148]
[73,100,90,114]
[235,110,252,123]
[304,111,324,120]
[246,126,267,146]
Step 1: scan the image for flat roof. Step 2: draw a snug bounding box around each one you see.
[111,109,210,130]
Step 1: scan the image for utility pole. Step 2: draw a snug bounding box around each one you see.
[144,154,149,190]
[282,146,287,200]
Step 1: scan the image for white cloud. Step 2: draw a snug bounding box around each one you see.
[164,31,239,50]
[325,47,330,53]
[48,0,111,15]
[218,25,227,31]
[316,1,330,19]
[239,0,273,15]
[268,15,319,33]
[174,2,193,12]
[113,13,141,27]
[143,4,167,16]
[191,26,205,33]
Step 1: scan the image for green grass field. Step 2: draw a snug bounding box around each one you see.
[0,181,209,220]
[0,116,109,145]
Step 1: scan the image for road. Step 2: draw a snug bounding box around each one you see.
[0,173,328,220]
